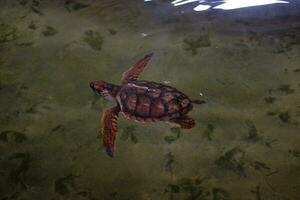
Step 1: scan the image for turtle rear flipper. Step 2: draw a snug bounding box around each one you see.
[172,115,195,129]
[101,107,119,157]
[122,53,154,84]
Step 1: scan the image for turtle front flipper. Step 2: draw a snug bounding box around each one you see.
[121,53,154,84]
[101,107,120,157]
[171,115,195,129]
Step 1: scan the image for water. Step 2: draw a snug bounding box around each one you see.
[0,0,300,199]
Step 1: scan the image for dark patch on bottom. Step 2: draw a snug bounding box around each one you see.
[288,149,300,158]
[278,111,290,122]
[54,174,77,196]
[251,186,262,200]
[164,128,181,144]
[266,111,277,116]
[8,153,30,184]
[215,147,246,176]
[108,28,117,35]
[165,152,175,174]
[0,192,21,200]
[50,125,65,134]
[264,139,277,148]
[293,68,300,72]
[264,96,276,104]
[202,124,214,141]
[165,177,210,200]
[120,125,138,144]
[165,177,230,200]
[16,42,33,47]
[213,188,230,200]
[0,81,6,90]
[42,26,57,37]
[65,1,90,11]
[245,121,260,142]
[0,130,27,143]
[273,84,294,95]
[252,161,271,172]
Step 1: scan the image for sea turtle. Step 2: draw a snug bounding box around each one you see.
[90,53,205,157]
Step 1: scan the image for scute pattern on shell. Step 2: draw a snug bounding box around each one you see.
[116,80,193,122]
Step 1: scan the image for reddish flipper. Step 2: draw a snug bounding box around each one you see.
[101,107,119,157]
[121,53,154,84]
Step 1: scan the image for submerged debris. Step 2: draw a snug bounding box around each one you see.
[215,147,246,176]
[183,34,211,55]
[83,30,103,51]
[42,26,58,37]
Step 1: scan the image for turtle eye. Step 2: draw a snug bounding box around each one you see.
[90,82,94,89]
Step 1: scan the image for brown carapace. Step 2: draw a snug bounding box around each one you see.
[90,53,205,157]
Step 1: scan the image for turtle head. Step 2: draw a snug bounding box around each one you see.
[90,80,119,100]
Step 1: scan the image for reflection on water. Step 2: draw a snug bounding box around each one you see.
[0,0,300,200]
[213,0,289,10]
[172,0,289,11]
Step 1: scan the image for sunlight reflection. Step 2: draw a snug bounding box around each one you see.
[170,0,289,11]
[214,0,289,10]
[194,4,211,11]
[172,0,199,6]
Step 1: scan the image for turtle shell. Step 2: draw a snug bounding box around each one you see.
[116,80,193,123]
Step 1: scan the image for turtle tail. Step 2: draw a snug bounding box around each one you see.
[191,99,206,104]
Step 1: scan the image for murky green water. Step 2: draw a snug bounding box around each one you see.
[1,1,300,199]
